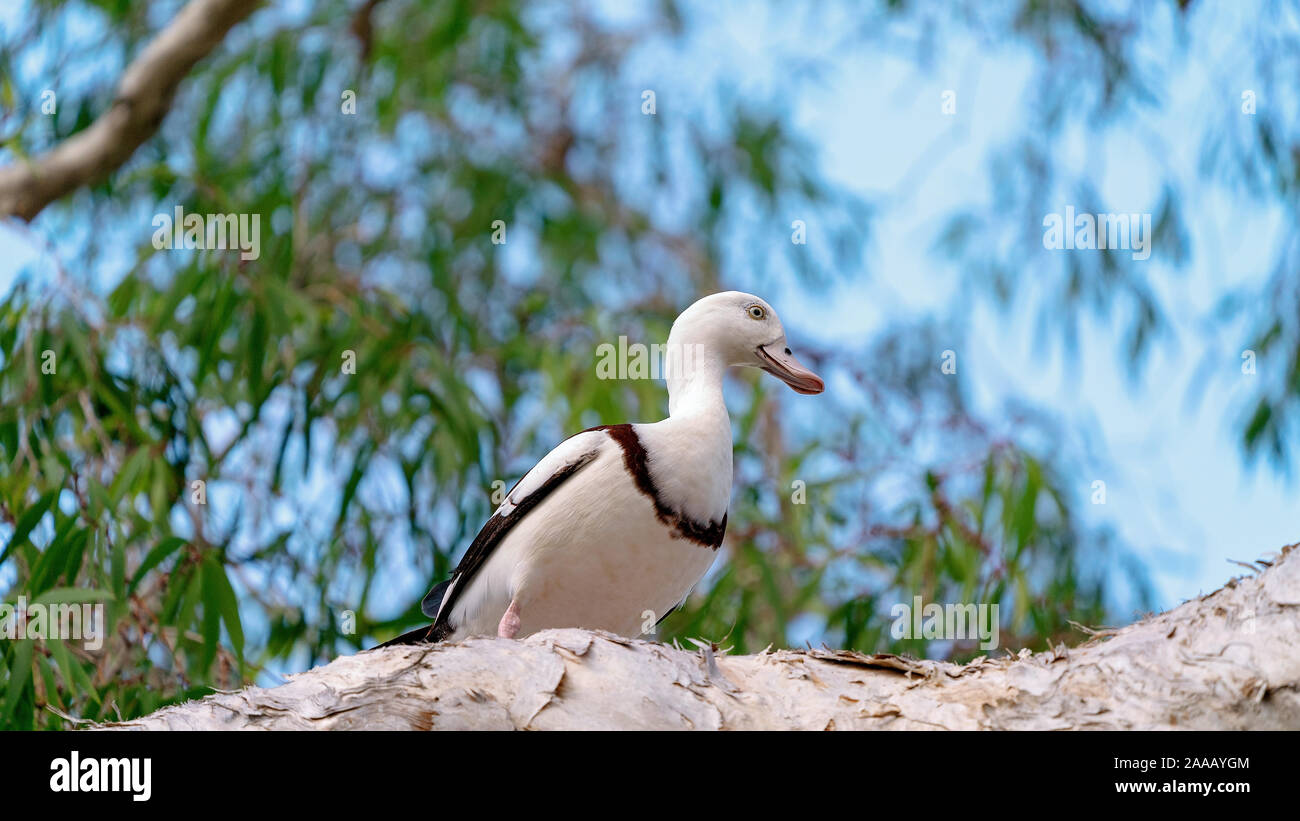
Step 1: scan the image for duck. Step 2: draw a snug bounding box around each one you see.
[380,291,823,646]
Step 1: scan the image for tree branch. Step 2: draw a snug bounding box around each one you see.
[105,543,1300,730]
[0,0,262,222]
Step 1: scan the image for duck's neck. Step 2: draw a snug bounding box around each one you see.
[665,344,728,422]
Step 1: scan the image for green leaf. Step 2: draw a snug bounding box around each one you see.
[129,537,189,593]
[27,516,78,595]
[198,554,223,671]
[30,587,115,606]
[1,639,33,726]
[0,490,58,567]
[202,552,244,659]
[111,531,126,599]
[108,448,150,507]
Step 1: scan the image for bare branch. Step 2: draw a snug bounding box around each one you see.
[102,544,1300,730]
[0,0,262,222]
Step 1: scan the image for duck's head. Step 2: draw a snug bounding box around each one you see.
[669,291,825,395]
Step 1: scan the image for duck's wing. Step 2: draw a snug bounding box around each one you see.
[419,428,612,640]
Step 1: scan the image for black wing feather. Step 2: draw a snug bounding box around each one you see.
[381,446,602,647]
[420,579,451,619]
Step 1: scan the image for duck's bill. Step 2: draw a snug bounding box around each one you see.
[756,344,825,395]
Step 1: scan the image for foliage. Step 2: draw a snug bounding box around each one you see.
[24,0,1300,729]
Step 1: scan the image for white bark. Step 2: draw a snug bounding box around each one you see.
[0,0,261,221]
[110,543,1300,730]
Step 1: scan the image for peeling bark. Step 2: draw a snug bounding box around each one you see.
[109,543,1300,730]
[0,0,261,222]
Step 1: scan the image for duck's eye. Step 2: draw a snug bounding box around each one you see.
[747,305,766,320]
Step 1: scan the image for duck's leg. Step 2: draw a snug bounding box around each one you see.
[497,599,522,639]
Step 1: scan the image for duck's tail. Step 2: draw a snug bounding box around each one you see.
[373,579,457,649]
[374,624,435,649]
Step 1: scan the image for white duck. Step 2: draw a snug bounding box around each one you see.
[381,291,823,646]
